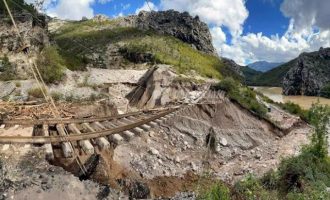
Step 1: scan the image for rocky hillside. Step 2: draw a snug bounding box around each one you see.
[244,47,330,98]
[50,10,240,80]
[283,47,330,96]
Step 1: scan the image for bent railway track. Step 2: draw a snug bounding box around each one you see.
[0,107,179,158]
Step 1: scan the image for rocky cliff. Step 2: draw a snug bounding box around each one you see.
[283,47,330,96]
[134,10,216,55]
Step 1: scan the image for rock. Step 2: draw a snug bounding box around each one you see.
[174,156,181,163]
[222,58,244,77]
[128,181,150,199]
[92,14,109,22]
[149,147,160,157]
[219,138,228,147]
[135,10,216,55]
[283,47,330,96]
[255,153,262,160]
[0,82,16,99]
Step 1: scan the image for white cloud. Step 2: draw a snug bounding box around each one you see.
[210,0,330,65]
[98,0,113,5]
[135,1,158,14]
[160,0,248,37]
[281,0,330,32]
[46,0,95,20]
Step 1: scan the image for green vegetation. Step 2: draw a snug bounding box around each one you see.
[0,56,16,81]
[320,83,330,98]
[198,104,330,200]
[240,66,262,85]
[27,87,44,98]
[36,46,65,84]
[244,59,296,86]
[258,92,310,122]
[54,20,240,80]
[120,35,239,79]
[198,181,231,200]
[214,77,268,117]
[0,0,37,16]
[50,91,63,101]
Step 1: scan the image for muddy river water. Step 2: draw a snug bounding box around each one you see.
[253,87,330,109]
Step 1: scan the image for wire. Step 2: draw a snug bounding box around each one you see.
[3,0,87,175]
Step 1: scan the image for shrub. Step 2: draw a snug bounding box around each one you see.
[50,91,63,101]
[198,182,231,200]
[214,78,268,117]
[235,175,276,200]
[214,77,238,93]
[28,87,44,98]
[36,46,65,84]
[0,56,16,81]
[320,83,330,98]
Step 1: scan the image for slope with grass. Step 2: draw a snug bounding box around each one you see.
[52,17,241,80]
[245,59,296,87]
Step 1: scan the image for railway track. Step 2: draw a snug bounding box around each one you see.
[0,107,179,159]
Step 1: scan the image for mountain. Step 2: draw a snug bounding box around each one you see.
[245,59,295,87]
[244,47,330,98]
[283,47,330,96]
[51,10,241,80]
[248,61,283,72]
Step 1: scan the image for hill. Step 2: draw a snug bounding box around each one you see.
[51,11,241,80]
[248,61,283,72]
[283,47,330,97]
[246,59,296,87]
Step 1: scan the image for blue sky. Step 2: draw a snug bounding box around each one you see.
[43,0,330,65]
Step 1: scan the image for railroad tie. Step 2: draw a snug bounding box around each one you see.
[148,121,158,128]
[108,134,124,145]
[82,123,110,150]
[42,124,54,160]
[67,123,94,154]
[122,130,135,141]
[55,124,74,158]
[132,127,144,136]
[155,119,163,124]
[101,121,116,129]
[140,124,151,131]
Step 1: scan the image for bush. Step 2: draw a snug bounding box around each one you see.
[235,175,276,200]
[214,78,268,117]
[36,46,65,84]
[320,83,330,98]
[28,87,44,98]
[0,56,16,81]
[50,91,63,101]
[198,182,231,200]
[214,77,238,93]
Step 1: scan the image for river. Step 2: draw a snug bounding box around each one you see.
[253,87,330,109]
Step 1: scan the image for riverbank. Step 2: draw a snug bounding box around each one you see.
[253,87,330,109]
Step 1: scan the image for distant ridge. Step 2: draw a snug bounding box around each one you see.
[248,61,283,72]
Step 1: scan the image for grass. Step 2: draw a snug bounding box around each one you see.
[214,77,268,117]
[36,46,66,84]
[245,59,296,87]
[54,20,240,80]
[27,87,44,98]
[0,56,16,81]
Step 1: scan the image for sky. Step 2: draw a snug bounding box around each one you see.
[29,0,330,65]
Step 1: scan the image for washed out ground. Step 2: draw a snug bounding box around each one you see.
[0,86,311,199]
